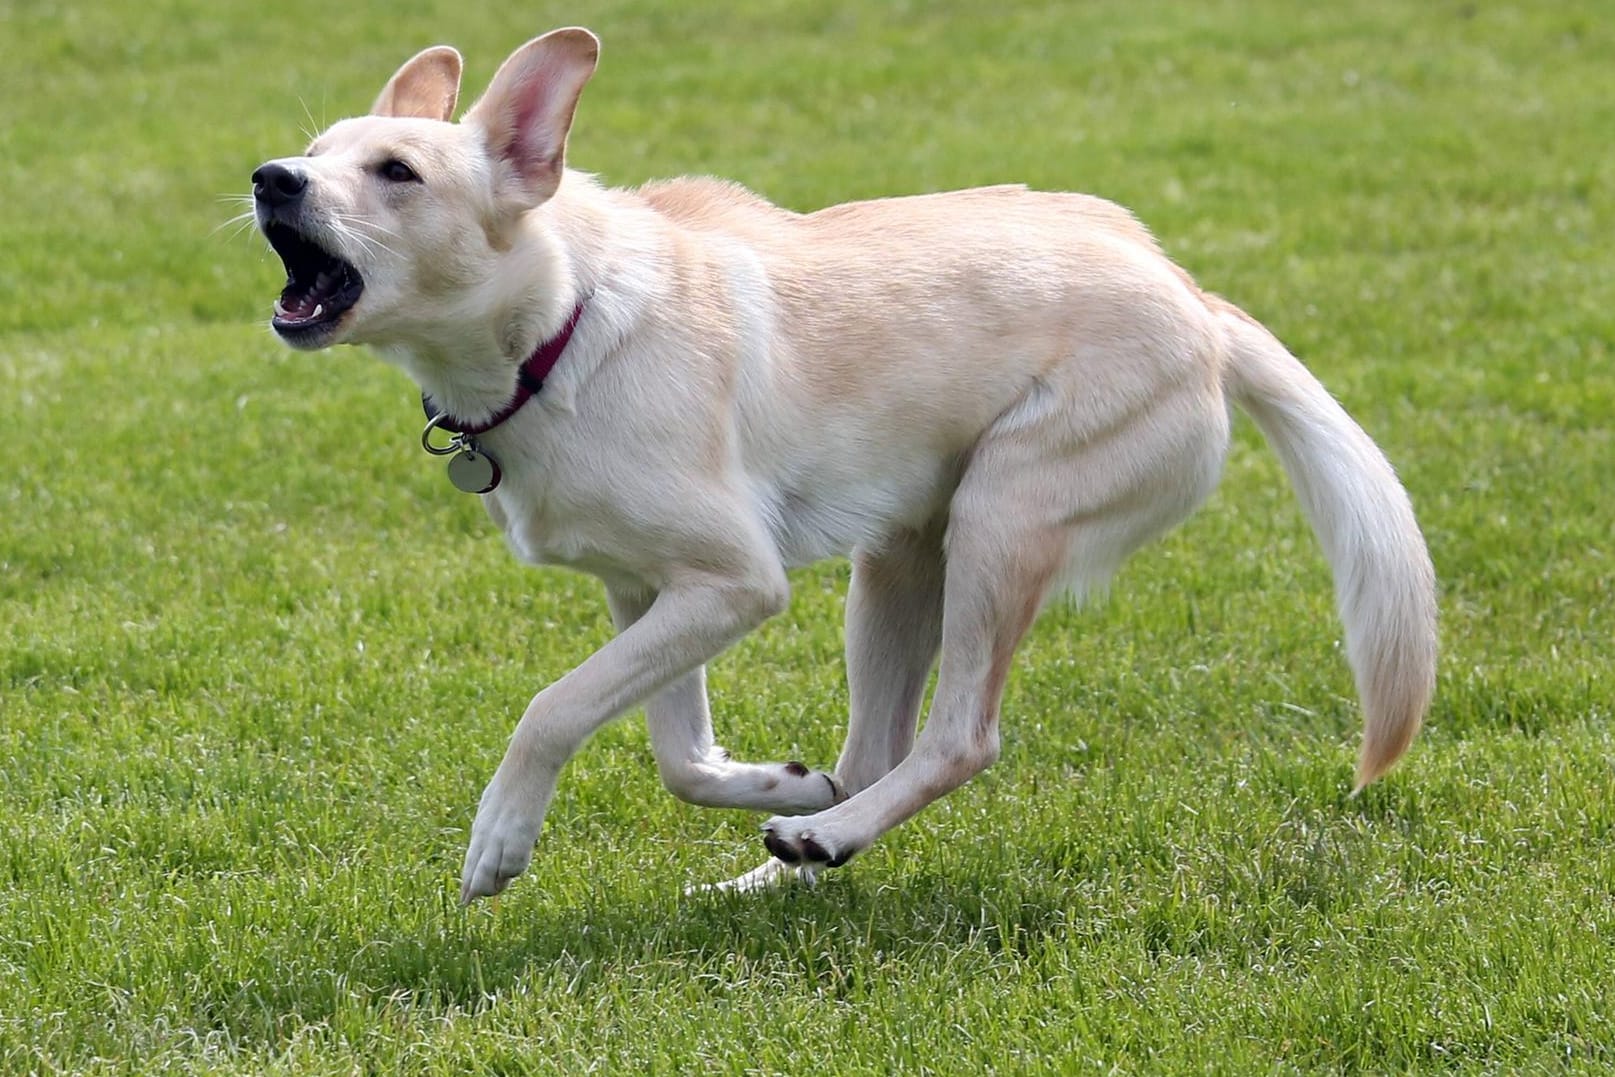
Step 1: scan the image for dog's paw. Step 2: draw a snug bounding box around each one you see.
[459,780,544,904]
[686,856,817,896]
[782,764,847,812]
[761,815,857,869]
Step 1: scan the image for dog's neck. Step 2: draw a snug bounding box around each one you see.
[375,175,621,429]
[422,299,587,435]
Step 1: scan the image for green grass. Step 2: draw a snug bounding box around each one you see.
[3,0,1612,1071]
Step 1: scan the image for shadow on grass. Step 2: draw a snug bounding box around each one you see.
[306,776,1414,1017]
[352,865,1084,1014]
[173,767,1456,1045]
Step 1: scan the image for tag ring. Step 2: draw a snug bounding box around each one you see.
[420,413,463,456]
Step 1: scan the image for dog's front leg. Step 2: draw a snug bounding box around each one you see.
[459,568,788,903]
[607,586,843,815]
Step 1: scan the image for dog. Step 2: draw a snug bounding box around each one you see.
[251,28,1437,903]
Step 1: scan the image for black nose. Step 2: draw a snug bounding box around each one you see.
[252,162,307,207]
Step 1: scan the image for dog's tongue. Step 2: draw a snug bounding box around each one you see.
[275,268,341,322]
[275,292,320,321]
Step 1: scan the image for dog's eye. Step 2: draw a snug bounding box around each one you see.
[377,159,420,184]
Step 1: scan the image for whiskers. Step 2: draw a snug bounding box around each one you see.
[297,96,325,146]
[331,213,399,261]
[211,193,263,244]
[208,195,399,266]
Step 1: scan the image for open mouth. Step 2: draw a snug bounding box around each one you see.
[263,221,364,340]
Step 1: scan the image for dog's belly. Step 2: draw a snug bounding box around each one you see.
[751,451,960,567]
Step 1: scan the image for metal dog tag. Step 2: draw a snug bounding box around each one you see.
[447,448,501,494]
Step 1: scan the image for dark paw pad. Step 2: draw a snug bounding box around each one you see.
[799,834,854,867]
[763,828,800,864]
[798,835,833,863]
[783,760,810,778]
[807,837,853,868]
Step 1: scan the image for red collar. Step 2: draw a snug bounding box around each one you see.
[421,300,586,436]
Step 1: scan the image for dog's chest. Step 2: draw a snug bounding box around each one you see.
[474,417,657,580]
[484,460,608,571]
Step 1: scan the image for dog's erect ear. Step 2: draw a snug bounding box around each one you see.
[372,46,464,121]
[464,28,599,211]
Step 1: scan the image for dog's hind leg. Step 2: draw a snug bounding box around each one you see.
[756,373,1229,871]
[834,523,947,797]
[607,587,844,815]
[759,457,1068,870]
[699,525,946,893]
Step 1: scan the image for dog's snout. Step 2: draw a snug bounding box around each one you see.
[252,162,308,208]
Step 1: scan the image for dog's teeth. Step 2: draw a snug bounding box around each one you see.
[311,304,324,320]
[274,298,288,317]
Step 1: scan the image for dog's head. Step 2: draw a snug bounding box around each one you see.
[252,29,598,350]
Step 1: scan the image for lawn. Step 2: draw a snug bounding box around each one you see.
[2,0,1611,1071]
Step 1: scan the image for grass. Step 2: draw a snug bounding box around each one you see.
[2,0,1612,1071]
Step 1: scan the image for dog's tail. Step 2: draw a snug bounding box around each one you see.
[1218,302,1437,790]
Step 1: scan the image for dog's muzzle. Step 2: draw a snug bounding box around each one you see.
[252,161,365,346]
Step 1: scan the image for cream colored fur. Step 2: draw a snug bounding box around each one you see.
[252,29,1438,902]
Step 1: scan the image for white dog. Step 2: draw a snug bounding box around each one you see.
[251,29,1437,903]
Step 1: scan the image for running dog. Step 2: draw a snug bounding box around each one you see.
[250,28,1437,902]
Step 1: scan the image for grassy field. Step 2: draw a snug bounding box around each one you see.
[3,0,1612,1071]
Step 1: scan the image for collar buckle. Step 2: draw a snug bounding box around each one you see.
[420,412,465,457]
